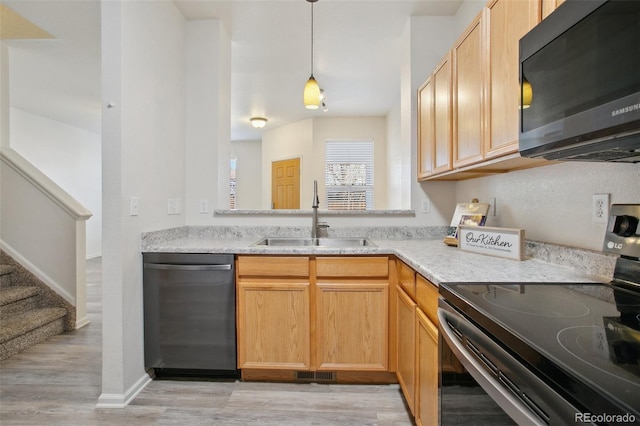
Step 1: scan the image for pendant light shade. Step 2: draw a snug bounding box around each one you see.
[304,75,321,109]
[521,78,533,109]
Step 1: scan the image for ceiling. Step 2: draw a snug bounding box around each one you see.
[2,0,463,140]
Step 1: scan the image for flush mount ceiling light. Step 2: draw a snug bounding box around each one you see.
[250,117,268,128]
[303,0,321,109]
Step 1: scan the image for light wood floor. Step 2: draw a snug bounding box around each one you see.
[0,258,414,425]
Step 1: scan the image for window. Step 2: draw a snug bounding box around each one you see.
[325,140,374,210]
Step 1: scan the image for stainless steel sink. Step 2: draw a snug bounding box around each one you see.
[252,237,375,247]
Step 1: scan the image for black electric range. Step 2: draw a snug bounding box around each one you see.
[440,280,640,420]
[438,205,640,425]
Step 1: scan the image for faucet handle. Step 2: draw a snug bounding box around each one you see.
[317,221,330,229]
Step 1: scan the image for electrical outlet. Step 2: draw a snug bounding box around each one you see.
[592,193,609,223]
[421,199,431,214]
[200,199,209,214]
[167,198,178,215]
[129,196,139,216]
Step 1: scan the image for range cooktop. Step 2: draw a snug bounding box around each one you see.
[440,281,640,419]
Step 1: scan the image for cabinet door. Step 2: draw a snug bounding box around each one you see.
[453,13,485,168]
[485,0,540,158]
[237,280,310,370]
[397,287,417,415]
[433,53,453,174]
[416,308,439,426]
[418,78,434,180]
[542,0,565,20]
[316,281,389,371]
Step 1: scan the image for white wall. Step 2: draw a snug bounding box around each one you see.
[0,44,8,149]
[261,118,313,209]
[456,162,640,251]
[10,108,102,258]
[185,20,231,223]
[100,0,187,407]
[231,140,262,209]
[260,116,388,210]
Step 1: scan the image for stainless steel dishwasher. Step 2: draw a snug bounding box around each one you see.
[142,253,238,377]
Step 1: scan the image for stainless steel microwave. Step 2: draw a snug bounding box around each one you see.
[519,0,640,163]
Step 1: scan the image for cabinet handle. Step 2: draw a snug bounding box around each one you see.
[144,263,232,271]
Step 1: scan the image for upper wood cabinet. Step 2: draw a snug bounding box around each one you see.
[453,12,486,168]
[433,53,453,174]
[417,52,453,178]
[484,0,540,159]
[542,0,565,20]
[417,0,548,181]
[417,78,434,179]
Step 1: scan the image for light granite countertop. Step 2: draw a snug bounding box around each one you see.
[142,232,608,286]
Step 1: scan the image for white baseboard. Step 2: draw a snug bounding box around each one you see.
[76,316,91,329]
[96,373,153,408]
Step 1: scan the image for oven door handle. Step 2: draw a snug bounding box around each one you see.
[438,306,546,426]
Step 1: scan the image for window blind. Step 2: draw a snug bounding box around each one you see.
[325,140,374,210]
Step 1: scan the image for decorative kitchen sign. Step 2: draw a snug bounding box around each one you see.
[458,226,525,261]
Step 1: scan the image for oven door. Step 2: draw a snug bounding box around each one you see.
[438,298,585,425]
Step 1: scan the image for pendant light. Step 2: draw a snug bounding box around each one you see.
[304,0,321,109]
[521,77,533,109]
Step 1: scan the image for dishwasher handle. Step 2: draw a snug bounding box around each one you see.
[144,263,232,271]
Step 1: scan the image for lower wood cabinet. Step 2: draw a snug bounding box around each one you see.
[396,260,440,425]
[416,308,439,426]
[316,281,388,371]
[237,255,390,375]
[397,286,417,415]
[237,280,310,370]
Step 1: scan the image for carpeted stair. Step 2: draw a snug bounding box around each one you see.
[0,261,70,361]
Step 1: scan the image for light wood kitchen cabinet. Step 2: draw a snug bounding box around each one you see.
[396,286,417,415]
[417,77,434,179]
[452,12,485,168]
[237,280,311,370]
[237,255,392,379]
[416,308,439,426]
[542,0,565,20]
[316,281,389,371]
[433,53,453,174]
[316,257,389,371]
[236,256,311,370]
[395,260,444,425]
[397,260,416,299]
[484,0,540,159]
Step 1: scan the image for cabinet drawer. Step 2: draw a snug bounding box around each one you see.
[316,257,388,278]
[416,275,438,325]
[397,261,416,299]
[237,256,310,277]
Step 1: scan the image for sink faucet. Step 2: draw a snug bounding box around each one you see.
[312,180,320,239]
[311,180,329,239]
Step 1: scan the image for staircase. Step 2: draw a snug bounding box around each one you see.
[0,253,74,361]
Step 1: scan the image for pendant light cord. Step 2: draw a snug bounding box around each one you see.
[310,1,314,75]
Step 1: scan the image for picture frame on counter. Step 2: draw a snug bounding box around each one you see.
[458,226,525,261]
